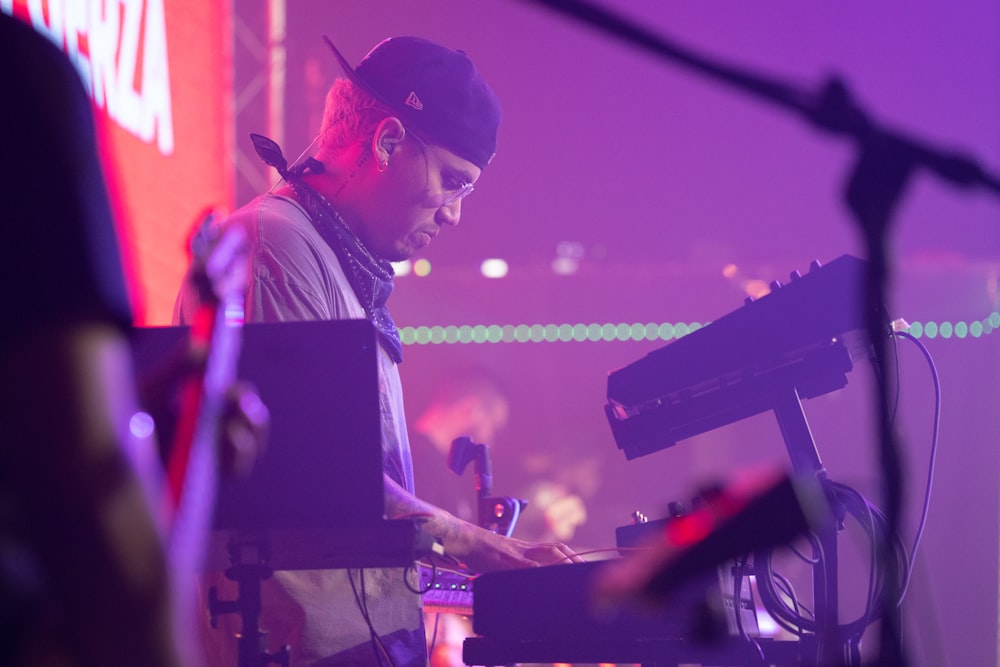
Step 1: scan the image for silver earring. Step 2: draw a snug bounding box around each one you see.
[376,157,388,173]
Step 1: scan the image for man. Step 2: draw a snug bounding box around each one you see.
[175,35,579,666]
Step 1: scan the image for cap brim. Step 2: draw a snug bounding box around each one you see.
[323,35,388,108]
[323,36,360,82]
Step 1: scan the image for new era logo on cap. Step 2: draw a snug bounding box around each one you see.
[404,91,424,111]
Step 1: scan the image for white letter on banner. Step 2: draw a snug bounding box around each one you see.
[63,0,91,93]
[115,0,143,137]
[89,0,120,115]
[138,0,174,155]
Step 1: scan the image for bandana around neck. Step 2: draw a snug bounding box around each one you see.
[250,133,403,363]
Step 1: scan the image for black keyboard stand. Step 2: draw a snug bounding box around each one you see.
[772,386,856,664]
[208,535,291,667]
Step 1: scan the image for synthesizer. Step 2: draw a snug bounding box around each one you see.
[605,254,871,459]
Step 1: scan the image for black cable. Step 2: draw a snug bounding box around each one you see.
[835,482,889,625]
[427,611,441,665]
[732,556,766,663]
[754,480,909,645]
[348,568,395,667]
[405,558,436,595]
[773,571,810,621]
[892,331,942,602]
[755,536,822,637]
[784,538,821,566]
[888,308,903,425]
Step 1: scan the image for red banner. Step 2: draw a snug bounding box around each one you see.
[4,0,233,324]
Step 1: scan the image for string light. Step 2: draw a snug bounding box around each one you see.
[398,314,997,346]
[400,321,706,345]
[905,312,998,340]
[412,258,432,277]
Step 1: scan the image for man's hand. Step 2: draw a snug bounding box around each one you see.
[385,476,584,573]
[459,529,585,571]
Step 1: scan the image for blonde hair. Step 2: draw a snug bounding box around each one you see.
[314,79,391,164]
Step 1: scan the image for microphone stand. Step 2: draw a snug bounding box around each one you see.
[449,436,526,537]
[514,1,1000,665]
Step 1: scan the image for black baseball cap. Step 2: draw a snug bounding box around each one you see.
[324,35,501,169]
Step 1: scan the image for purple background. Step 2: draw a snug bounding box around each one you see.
[258,1,999,664]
